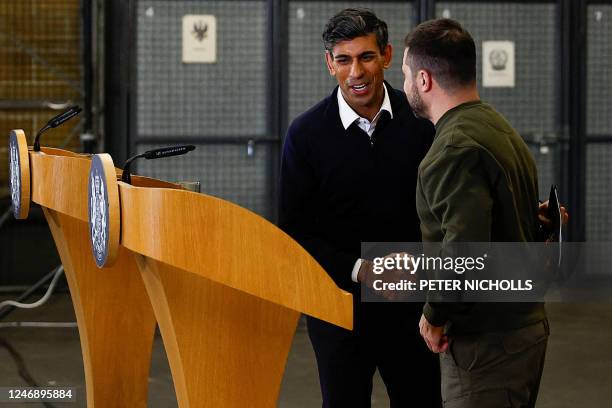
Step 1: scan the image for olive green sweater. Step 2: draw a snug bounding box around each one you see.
[416,100,546,334]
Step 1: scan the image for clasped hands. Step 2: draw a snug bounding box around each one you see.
[357,252,418,301]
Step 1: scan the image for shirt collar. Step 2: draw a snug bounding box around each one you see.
[337,83,394,130]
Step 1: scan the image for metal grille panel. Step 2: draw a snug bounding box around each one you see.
[136,0,268,138]
[435,2,562,206]
[436,2,560,137]
[288,1,415,122]
[586,144,612,241]
[136,142,273,219]
[587,4,612,136]
[528,143,560,201]
[0,0,83,196]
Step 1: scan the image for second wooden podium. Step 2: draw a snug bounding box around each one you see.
[112,158,353,407]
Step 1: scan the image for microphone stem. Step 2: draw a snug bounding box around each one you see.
[33,125,51,152]
[121,153,145,184]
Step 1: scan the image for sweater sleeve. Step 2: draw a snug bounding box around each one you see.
[278,123,358,291]
[420,146,494,326]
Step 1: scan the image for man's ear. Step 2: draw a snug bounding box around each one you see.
[419,70,433,92]
[382,44,393,69]
[325,51,336,76]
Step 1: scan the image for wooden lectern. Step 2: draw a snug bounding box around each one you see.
[16,136,353,406]
[25,144,173,407]
[114,159,353,407]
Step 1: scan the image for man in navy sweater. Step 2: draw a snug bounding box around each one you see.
[279,8,441,407]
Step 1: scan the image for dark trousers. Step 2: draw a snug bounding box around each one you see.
[307,303,442,408]
[440,320,549,408]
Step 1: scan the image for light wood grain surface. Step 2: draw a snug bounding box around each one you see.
[137,256,300,407]
[29,151,180,222]
[30,151,91,222]
[40,146,88,158]
[29,147,353,407]
[119,181,353,407]
[119,182,353,329]
[30,149,158,407]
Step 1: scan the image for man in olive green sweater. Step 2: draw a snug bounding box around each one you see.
[402,19,548,407]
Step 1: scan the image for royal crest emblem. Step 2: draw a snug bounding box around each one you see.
[489,49,508,71]
[88,155,109,267]
[192,22,208,41]
[8,134,21,218]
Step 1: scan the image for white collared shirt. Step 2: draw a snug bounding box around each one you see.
[337,83,394,138]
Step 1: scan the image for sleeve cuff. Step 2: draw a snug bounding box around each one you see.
[351,259,363,283]
[423,303,448,327]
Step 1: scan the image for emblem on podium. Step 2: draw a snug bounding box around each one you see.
[8,130,31,219]
[88,154,120,267]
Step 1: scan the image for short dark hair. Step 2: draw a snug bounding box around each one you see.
[322,8,389,55]
[404,18,476,90]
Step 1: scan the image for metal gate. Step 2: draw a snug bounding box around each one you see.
[103,0,607,241]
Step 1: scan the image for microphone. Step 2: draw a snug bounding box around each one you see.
[33,105,82,151]
[121,145,196,184]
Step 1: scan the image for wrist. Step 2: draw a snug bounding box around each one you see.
[357,260,373,283]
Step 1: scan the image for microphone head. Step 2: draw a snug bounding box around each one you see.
[143,145,196,160]
[48,105,82,128]
[33,105,82,151]
[121,145,196,184]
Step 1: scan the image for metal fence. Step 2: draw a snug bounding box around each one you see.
[0,0,84,197]
[2,0,607,241]
[132,0,274,218]
[586,2,612,241]
[126,0,580,230]
[0,0,84,286]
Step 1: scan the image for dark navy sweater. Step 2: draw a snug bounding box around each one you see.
[279,83,435,292]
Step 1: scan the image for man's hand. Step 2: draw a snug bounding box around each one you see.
[419,314,448,353]
[357,259,376,287]
[357,252,416,301]
[538,200,569,228]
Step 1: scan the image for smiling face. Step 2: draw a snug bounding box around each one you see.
[325,33,392,121]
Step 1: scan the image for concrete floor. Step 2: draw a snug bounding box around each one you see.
[0,293,610,407]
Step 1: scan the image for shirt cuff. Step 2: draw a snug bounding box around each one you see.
[351,258,363,283]
[423,303,449,327]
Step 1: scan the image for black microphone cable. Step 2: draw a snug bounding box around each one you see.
[33,106,82,152]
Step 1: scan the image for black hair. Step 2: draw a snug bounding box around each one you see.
[404,18,476,90]
[322,8,389,55]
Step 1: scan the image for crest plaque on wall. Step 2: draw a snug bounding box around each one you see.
[482,41,516,88]
[182,14,217,63]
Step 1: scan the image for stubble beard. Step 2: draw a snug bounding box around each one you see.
[407,83,427,119]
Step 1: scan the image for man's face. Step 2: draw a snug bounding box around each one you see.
[402,48,427,119]
[326,33,391,118]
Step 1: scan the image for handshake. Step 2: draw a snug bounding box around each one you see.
[357,252,419,301]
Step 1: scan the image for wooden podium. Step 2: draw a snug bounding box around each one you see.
[17,138,353,407]
[115,158,353,407]
[24,145,171,407]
